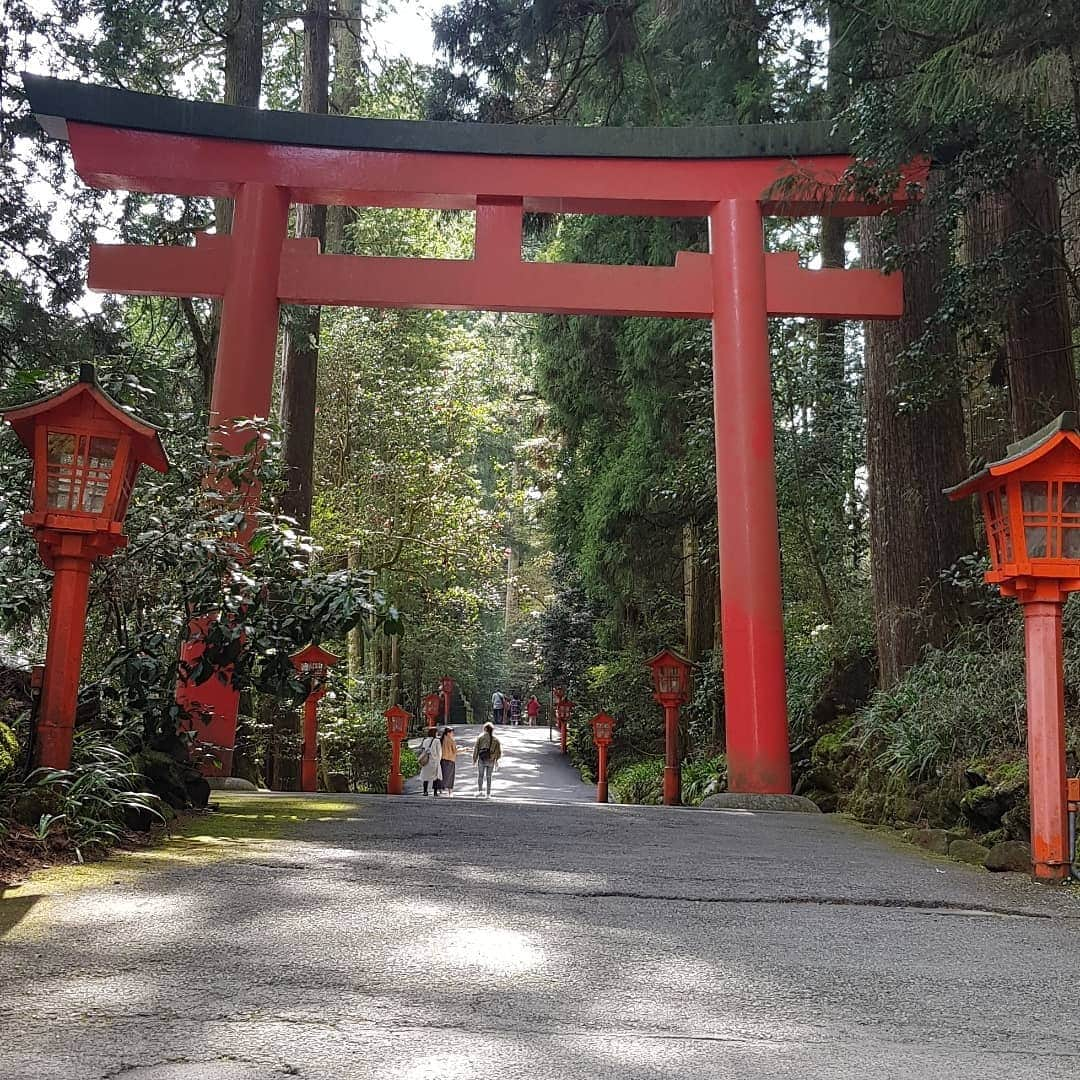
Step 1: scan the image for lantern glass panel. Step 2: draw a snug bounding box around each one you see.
[984,488,1013,566]
[1022,481,1051,559]
[46,432,118,514]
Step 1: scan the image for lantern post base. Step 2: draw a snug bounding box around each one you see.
[1023,599,1071,881]
[559,722,568,755]
[597,744,609,804]
[36,552,94,772]
[662,703,682,806]
[388,739,404,795]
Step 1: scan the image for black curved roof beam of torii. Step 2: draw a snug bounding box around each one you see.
[22,74,917,321]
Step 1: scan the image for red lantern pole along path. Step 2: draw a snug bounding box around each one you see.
[384,705,411,795]
[290,644,339,793]
[555,698,573,755]
[647,649,692,807]
[591,712,615,803]
[439,676,454,727]
[946,413,1080,881]
[2,364,168,771]
[25,74,922,792]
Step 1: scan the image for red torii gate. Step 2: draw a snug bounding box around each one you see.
[25,75,915,793]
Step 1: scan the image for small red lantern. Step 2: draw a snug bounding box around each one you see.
[646,648,692,706]
[289,643,339,793]
[422,692,442,725]
[591,711,615,804]
[591,712,615,745]
[646,648,693,806]
[384,704,412,795]
[553,685,566,704]
[438,675,454,724]
[946,412,1080,881]
[2,363,168,770]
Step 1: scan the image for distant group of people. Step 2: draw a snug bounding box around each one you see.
[490,690,540,727]
[416,722,503,798]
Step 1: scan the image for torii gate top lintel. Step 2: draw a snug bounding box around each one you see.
[23,74,914,797]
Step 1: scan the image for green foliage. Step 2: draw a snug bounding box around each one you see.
[857,621,1026,782]
[2,737,163,862]
[611,758,664,806]
[0,721,17,781]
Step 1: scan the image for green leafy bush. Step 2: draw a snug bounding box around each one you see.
[0,720,18,781]
[3,737,163,862]
[611,758,664,805]
[857,621,1026,781]
[681,755,725,805]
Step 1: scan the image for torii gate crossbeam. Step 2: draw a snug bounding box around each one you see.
[25,74,919,792]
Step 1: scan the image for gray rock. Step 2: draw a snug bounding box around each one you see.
[983,840,1032,873]
[909,828,950,855]
[699,792,821,813]
[949,838,990,865]
[206,777,259,791]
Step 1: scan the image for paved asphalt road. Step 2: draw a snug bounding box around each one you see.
[3,726,1080,1079]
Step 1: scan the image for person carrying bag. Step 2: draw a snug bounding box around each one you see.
[472,722,502,799]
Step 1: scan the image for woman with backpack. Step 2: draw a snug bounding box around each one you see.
[472,722,502,798]
[417,726,442,796]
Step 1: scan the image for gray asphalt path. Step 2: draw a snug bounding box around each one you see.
[3,731,1080,1078]
[406,723,595,802]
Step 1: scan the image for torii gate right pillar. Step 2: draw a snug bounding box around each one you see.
[710,199,791,793]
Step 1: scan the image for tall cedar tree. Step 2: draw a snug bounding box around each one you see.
[279,0,330,529]
[861,172,972,686]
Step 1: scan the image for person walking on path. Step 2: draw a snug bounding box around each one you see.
[439,726,458,797]
[509,694,521,725]
[491,690,505,726]
[472,722,502,798]
[526,695,540,726]
[417,726,442,796]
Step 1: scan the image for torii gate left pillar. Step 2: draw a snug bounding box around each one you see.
[25,73,919,791]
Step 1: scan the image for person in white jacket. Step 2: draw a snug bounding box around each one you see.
[417,726,442,796]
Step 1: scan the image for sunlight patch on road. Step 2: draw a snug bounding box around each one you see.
[442,924,542,973]
[401,1053,476,1080]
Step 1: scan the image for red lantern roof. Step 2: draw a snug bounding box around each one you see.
[945,412,1080,500]
[3,364,168,474]
[289,642,341,672]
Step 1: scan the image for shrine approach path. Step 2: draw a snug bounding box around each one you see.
[2,724,1080,1079]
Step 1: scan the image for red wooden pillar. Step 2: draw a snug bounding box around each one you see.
[1023,600,1070,880]
[388,738,404,795]
[300,691,321,793]
[709,199,792,795]
[176,183,290,775]
[597,743,609,803]
[662,703,681,806]
[36,550,93,771]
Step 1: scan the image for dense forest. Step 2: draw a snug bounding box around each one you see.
[2,1,1079,856]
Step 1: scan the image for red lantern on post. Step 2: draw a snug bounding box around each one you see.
[2,364,168,770]
[422,692,442,727]
[646,648,692,806]
[439,675,454,726]
[384,704,411,795]
[946,412,1080,881]
[290,643,339,793]
[555,697,573,755]
[591,712,616,803]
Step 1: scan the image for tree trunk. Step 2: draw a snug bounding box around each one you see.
[205,0,264,403]
[326,0,364,254]
[1002,164,1077,436]
[214,0,264,238]
[279,0,330,529]
[861,174,972,686]
[682,523,714,662]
